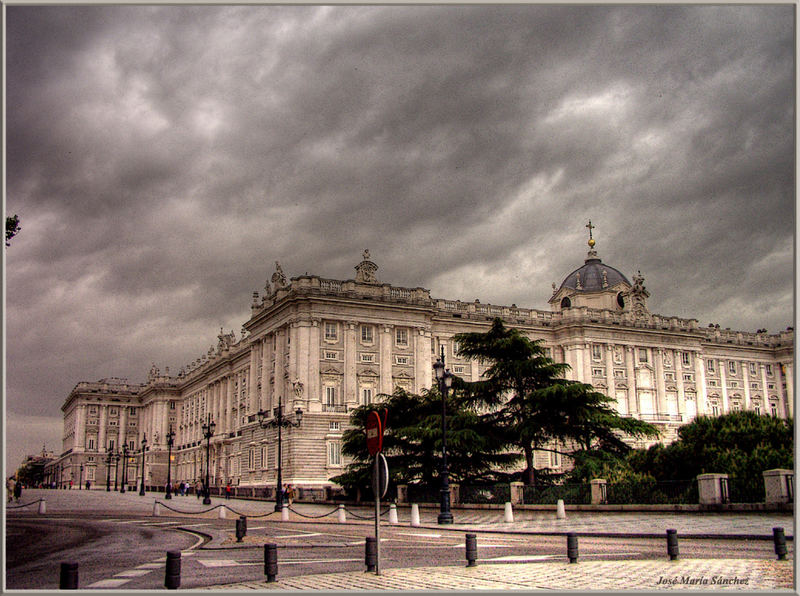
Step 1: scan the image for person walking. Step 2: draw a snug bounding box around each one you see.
[7,477,16,503]
[287,484,295,506]
[225,483,231,500]
[13,479,22,503]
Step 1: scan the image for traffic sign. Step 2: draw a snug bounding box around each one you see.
[372,452,389,499]
[366,410,383,455]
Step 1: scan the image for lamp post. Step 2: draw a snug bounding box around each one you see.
[120,444,129,493]
[201,415,216,505]
[113,450,120,491]
[165,425,176,499]
[433,346,454,524]
[105,449,114,492]
[258,402,303,512]
[138,434,149,496]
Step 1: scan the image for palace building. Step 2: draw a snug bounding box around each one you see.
[44,232,794,492]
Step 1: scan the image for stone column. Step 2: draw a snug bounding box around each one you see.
[98,405,108,452]
[694,353,708,416]
[226,376,234,435]
[380,325,394,395]
[309,320,321,404]
[261,337,270,413]
[294,322,311,409]
[415,327,433,393]
[344,321,357,403]
[119,406,128,450]
[605,343,617,411]
[742,362,752,410]
[625,346,638,416]
[581,343,591,383]
[775,363,788,418]
[781,362,793,417]
[760,364,771,414]
[719,360,729,413]
[248,342,258,416]
[655,349,667,416]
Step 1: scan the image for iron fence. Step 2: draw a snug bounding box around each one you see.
[522,483,590,504]
[459,484,511,504]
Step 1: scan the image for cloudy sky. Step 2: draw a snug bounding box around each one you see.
[5,4,794,471]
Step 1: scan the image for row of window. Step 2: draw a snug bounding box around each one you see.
[324,322,410,347]
[707,359,774,377]
[322,350,412,365]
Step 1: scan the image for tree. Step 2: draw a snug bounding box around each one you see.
[454,318,658,485]
[329,387,518,496]
[6,214,20,247]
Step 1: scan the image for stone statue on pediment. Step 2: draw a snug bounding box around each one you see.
[355,249,378,284]
[271,261,288,289]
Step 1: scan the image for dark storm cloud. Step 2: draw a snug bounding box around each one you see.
[5,4,793,469]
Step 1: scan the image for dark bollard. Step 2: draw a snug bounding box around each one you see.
[365,536,377,572]
[465,533,478,567]
[59,562,79,589]
[567,533,579,564]
[236,516,247,542]
[164,550,181,590]
[264,543,278,582]
[666,529,679,560]
[773,527,787,560]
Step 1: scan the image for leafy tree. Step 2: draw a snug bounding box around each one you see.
[454,318,658,485]
[329,387,519,496]
[6,214,20,247]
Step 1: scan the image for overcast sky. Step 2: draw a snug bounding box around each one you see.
[5,4,794,471]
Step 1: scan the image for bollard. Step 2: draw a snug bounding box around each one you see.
[567,533,579,563]
[38,498,46,514]
[153,502,160,517]
[219,505,226,519]
[410,504,420,527]
[556,499,566,520]
[59,562,78,589]
[264,543,278,582]
[235,517,246,542]
[164,551,181,590]
[240,515,247,536]
[281,504,289,522]
[666,529,679,561]
[773,527,787,560]
[465,533,478,567]
[337,503,346,523]
[388,503,399,524]
[365,536,377,572]
[503,502,514,523]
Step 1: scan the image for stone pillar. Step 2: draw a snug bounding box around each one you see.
[694,353,708,417]
[449,483,460,506]
[415,327,432,393]
[226,376,234,435]
[261,337,270,413]
[98,405,108,452]
[344,322,357,404]
[605,344,617,412]
[590,479,607,504]
[625,346,638,416]
[719,360,729,413]
[655,349,667,416]
[295,322,311,409]
[248,341,258,415]
[742,362,752,411]
[697,473,729,505]
[782,362,793,417]
[119,405,128,450]
[309,320,321,404]
[397,484,408,504]
[760,364,771,415]
[510,481,524,505]
[763,469,793,504]
[380,325,394,395]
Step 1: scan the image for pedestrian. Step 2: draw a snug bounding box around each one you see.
[13,479,22,503]
[86,480,91,490]
[225,483,231,500]
[196,481,202,499]
[6,477,16,503]
[287,484,295,506]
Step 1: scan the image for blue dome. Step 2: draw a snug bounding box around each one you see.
[558,257,630,292]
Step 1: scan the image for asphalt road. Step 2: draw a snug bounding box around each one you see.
[5,514,790,590]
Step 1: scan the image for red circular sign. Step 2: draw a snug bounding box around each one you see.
[365,410,383,456]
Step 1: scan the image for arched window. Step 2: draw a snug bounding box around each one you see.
[560,297,571,309]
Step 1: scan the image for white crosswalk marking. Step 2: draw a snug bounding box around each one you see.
[114,569,152,577]
[86,578,131,588]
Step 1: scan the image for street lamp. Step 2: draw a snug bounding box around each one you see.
[165,425,176,499]
[258,402,303,512]
[120,444,129,493]
[433,345,454,524]
[201,415,216,505]
[138,434,149,496]
[105,449,114,492]
[113,450,120,491]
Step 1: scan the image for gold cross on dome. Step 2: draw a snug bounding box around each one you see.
[586,220,596,248]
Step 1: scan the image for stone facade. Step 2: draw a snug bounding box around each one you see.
[45,240,793,491]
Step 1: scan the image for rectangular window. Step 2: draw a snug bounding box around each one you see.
[453,365,465,374]
[109,420,118,426]
[592,368,604,377]
[361,325,374,344]
[261,445,268,469]
[324,351,338,360]
[768,383,776,390]
[128,440,135,450]
[728,361,736,375]
[395,355,409,365]
[329,421,341,431]
[614,369,625,378]
[396,328,408,346]
[592,345,602,361]
[549,451,561,468]
[87,438,95,450]
[328,442,342,466]
[683,374,694,382]
[324,322,338,341]
[766,364,773,375]
[362,388,372,404]
[771,403,778,417]
[87,467,96,481]
[751,382,760,389]
[754,404,761,415]
[707,360,716,373]
[360,353,375,363]
[711,405,720,416]
[325,387,337,406]
[89,407,98,415]
[708,380,718,387]
[681,352,691,367]
[749,363,757,376]
[732,403,741,412]
[248,448,254,471]
[665,372,675,381]
[729,381,738,388]
[638,349,648,363]
[169,401,176,410]
[108,439,115,451]
[452,340,460,356]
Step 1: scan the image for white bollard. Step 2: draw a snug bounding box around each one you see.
[38,499,46,514]
[218,505,227,519]
[556,499,566,519]
[153,502,160,517]
[337,503,346,523]
[389,503,399,524]
[281,504,289,521]
[503,501,514,523]
[410,503,420,527]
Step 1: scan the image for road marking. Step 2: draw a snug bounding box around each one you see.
[279,558,362,565]
[137,563,163,569]
[179,523,212,527]
[144,521,183,526]
[450,543,516,548]
[198,559,244,567]
[86,578,131,588]
[274,532,323,539]
[487,554,564,562]
[114,569,152,577]
[396,532,441,538]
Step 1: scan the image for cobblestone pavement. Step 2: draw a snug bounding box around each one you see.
[199,559,794,591]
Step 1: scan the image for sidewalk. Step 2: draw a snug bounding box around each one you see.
[199,559,795,591]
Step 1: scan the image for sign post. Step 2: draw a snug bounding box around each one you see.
[365,410,386,575]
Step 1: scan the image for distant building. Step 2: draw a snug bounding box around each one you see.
[17,445,56,487]
[45,229,793,492]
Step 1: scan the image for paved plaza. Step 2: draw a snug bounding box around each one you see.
[7,489,795,591]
